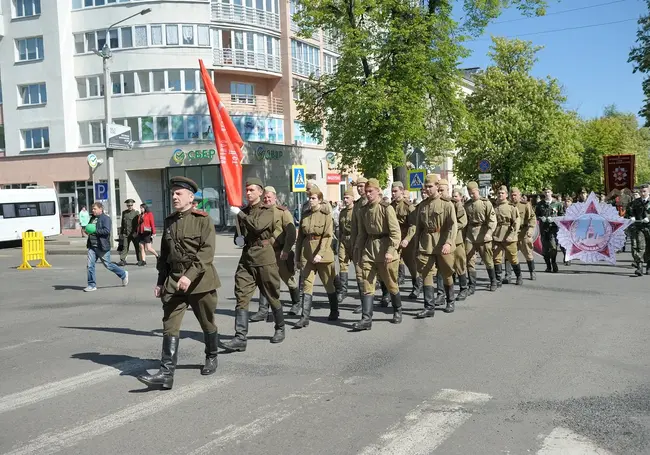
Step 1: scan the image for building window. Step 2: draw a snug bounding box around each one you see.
[293,121,319,145]
[121,27,133,48]
[291,40,320,77]
[22,127,50,150]
[198,26,210,46]
[230,82,255,104]
[15,0,41,18]
[19,83,47,105]
[183,70,197,91]
[16,37,44,62]
[166,25,179,45]
[324,54,338,74]
[182,25,194,45]
[134,26,148,47]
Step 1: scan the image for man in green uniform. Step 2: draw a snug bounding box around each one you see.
[414,175,458,316]
[137,177,221,390]
[221,178,285,352]
[391,181,422,299]
[350,177,368,313]
[440,181,469,301]
[249,186,300,322]
[509,187,537,281]
[626,184,650,276]
[465,181,498,292]
[535,187,564,273]
[337,188,355,302]
[492,186,523,286]
[353,178,402,330]
[118,199,140,266]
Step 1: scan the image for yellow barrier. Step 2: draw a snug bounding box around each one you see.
[17,231,52,270]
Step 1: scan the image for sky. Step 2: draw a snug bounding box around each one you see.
[457,0,648,121]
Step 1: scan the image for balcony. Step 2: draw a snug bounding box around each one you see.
[223,95,284,116]
[212,2,280,32]
[214,48,282,75]
[292,59,321,78]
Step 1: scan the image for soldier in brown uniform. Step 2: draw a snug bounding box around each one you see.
[510,187,537,280]
[118,199,140,266]
[391,181,422,299]
[414,175,458,316]
[492,185,523,286]
[353,178,402,330]
[337,188,355,302]
[350,177,368,313]
[439,180,470,301]
[137,176,221,390]
[249,186,300,322]
[294,187,339,327]
[221,178,285,352]
[464,181,498,292]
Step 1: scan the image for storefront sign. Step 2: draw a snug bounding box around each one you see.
[87,154,99,169]
[254,145,284,161]
[171,148,216,165]
[326,173,341,184]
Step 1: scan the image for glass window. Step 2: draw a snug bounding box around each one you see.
[167,70,181,91]
[74,34,85,54]
[79,122,90,145]
[77,78,87,98]
[141,117,154,141]
[156,117,169,140]
[182,26,194,45]
[20,83,47,105]
[72,0,82,9]
[231,82,254,104]
[39,202,55,216]
[126,117,139,142]
[16,0,41,17]
[17,203,38,217]
[151,26,163,45]
[22,127,49,149]
[137,71,150,92]
[109,29,118,48]
[90,121,103,144]
[202,116,213,140]
[171,116,185,140]
[85,32,95,52]
[187,115,200,139]
[134,26,148,47]
[166,25,179,45]
[89,76,100,97]
[152,71,165,92]
[198,26,210,46]
[97,31,107,50]
[111,74,121,94]
[121,27,133,48]
[2,204,16,219]
[122,72,135,94]
[183,70,196,91]
[16,37,44,62]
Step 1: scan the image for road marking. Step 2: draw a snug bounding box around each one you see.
[358,389,492,455]
[0,340,43,351]
[0,359,152,415]
[537,427,612,454]
[4,376,233,455]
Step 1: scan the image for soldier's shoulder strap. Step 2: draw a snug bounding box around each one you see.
[380,200,391,208]
[276,205,288,211]
[191,209,209,217]
[165,212,177,220]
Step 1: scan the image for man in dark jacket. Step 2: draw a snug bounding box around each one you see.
[85,202,128,292]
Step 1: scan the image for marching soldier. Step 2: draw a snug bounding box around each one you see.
[350,177,369,313]
[510,187,537,280]
[337,188,355,302]
[465,181,498,292]
[439,181,470,301]
[391,181,422,299]
[137,176,220,390]
[249,186,300,322]
[492,186,523,286]
[221,178,285,352]
[118,199,140,266]
[535,187,564,273]
[353,178,402,330]
[626,184,650,276]
[414,175,458,316]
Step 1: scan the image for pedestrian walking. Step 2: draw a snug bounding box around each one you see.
[390,181,421,299]
[137,204,158,266]
[464,181,498,292]
[492,186,522,286]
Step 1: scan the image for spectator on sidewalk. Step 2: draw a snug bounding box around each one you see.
[79,206,90,237]
[137,203,159,266]
[84,202,128,292]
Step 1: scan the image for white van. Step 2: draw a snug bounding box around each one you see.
[0,187,61,242]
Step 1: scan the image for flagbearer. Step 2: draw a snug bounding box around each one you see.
[492,186,523,286]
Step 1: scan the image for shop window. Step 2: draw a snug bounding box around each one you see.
[141,117,154,141]
[155,117,169,140]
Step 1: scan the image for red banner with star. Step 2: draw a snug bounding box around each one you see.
[604,154,635,194]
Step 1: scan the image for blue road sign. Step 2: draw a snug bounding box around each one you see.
[478,159,491,173]
[291,165,306,192]
[407,169,426,191]
[95,182,109,200]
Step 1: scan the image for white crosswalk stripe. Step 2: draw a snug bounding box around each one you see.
[537,427,612,454]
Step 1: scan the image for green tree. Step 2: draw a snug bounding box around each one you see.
[293,0,549,182]
[629,0,650,127]
[454,37,582,192]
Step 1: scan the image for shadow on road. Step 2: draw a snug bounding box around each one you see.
[70,352,157,377]
[52,285,87,291]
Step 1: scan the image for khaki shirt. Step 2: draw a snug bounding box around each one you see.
[516,201,536,239]
[493,200,520,243]
[236,202,277,266]
[444,197,467,246]
[415,196,457,255]
[271,205,296,255]
[391,199,416,243]
[350,196,368,252]
[296,203,334,264]
[357,200,401,262]
[338,205,354,249]
[464,198,497,244]
[157,208,220,295]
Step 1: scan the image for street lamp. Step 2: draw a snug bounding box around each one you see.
[94,7,152,241]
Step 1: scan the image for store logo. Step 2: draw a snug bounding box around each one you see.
[254,145,284,161]
[172,149,185,164]
[171,148,216,164]
[87,153,99,169]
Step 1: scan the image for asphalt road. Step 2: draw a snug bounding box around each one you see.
[0,242,648,455]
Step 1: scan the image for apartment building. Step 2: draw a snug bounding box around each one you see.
[0,0,349,228]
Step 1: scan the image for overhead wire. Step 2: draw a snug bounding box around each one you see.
[493,0,635,24]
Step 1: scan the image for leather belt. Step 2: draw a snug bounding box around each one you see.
[427,228,440,233]
[368,233,387,239]
[308,235,322,241]
[253,239,271,247]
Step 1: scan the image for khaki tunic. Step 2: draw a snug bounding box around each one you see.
[350,196,368,285]
[119,208,140,261]
[338,205,354,269]
[296,203,336,294]
[415,196,457,287]
[516,201,536,261]
[446,197,467,276]
[392,199,418,279]
[271,205,297,288]
[465,197,497,271]
[493,200,521,265]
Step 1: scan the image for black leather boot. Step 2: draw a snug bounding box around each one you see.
[390,293,402,324]
[444,285,455,313]
[295,294,312,328]
[328,292,339,321]
[544,256,552,272]
[250,294,269,322]
[353,282,363,314]
[270,304,285,343]
[513,263,523,285]
[288,286,301,315]
[333,274,343,297]
[503,261,512,284]
[352,295,373,330]
[408,276,423,299]
[337,272,348,303]
[201,331,218,375]
[416,285,436,318]
[494,264,503,288]
[220,309,248,352]
[527,260,536,280]
[379,281,390,307]
[487,268,498,291]
[551,255,559,273]
[457,274,469,301]
[435,274,446,306]
[468,271,476,295]
[137,335,178,389]
[398,263,406,285]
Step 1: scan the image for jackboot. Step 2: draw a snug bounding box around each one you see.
[398,263,406,285]
[327,292,339,321]
[220,309,248,352]
[636,262,644,276]
[513,263,523,285]
[353,282,363,314]
[527,260,537,281]
[468,271,477,295]
[457,274,469,301]
[137,335,178,389]
[503,261,512,284]
[486,268,498,291]
[288,286,301,315]
[390,293,402,324]
[333,274,343,298]
[379,281,390,307]
[249,294,270,322]
[416,285,436,318]
[337,272,349,303]
[295,294,312,328]
[435,274,446,306]
[201,331,218,375]
[494,264,503,288]
[270,304,285,343]
[352,295,374,331]
[408,276,423,299]
[544,256,552,273]
[443,285,455,313]
[551,255,559,273]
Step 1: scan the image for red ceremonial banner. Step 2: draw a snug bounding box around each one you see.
[603,154,635,194]
[199,59,244,207]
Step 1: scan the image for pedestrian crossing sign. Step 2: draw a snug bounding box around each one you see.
[291,165,307,192]
[407,169,426,191]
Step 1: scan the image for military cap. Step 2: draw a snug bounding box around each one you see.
[437,179,449,186]
[308,185,323,197]
[499,185,508,193]
[170,176,198,193]
[392,181,404,189]
[542,186,552,192]
[511,187,520,194]
[366,178,381,190]
[425,174,437,185]
[264,186,277,194]
[466,181,478,190]
[245,177,264,189]
[356,177,368,184]
[344,188,355,197]
[124,199,135,204]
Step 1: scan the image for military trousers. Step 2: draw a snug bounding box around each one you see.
[353,248,364,290]
[119,235,140,262]
[493,241,519,265]
[301,261,336,295]
[466,241,494,272]
[540,232,558,256]
[453,242,467,276]
[162,290,218,337]
[517,235,534,262]
[417,252,455,286]
[276,250,297,289]
[362,260,399,295]
[401,242,419,280]
[338,242,352,273]
[631,228,650,264]
[234,261,281,311]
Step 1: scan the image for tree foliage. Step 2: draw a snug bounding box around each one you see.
[629,0,650,127]
[293,0,549,182]
[454,37,582,192]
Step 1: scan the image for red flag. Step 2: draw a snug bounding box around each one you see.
[199,59,243,207]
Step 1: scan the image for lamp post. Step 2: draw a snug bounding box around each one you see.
[95,7,151,241]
